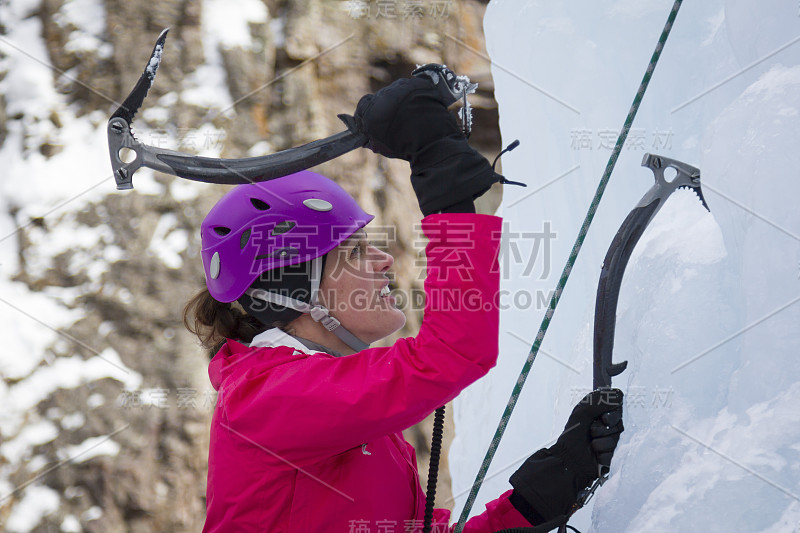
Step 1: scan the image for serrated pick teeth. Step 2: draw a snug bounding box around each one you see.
[677,184,710,212]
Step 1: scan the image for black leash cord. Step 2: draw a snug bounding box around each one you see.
[421,406,581,533]
[422,405,446,533]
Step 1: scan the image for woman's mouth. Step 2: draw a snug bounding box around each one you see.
[379,284,397,306]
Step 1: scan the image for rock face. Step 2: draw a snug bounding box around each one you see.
[0,0,501,530]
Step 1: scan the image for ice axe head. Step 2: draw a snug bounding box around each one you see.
[640,153,709,211]
[108,28,170,189]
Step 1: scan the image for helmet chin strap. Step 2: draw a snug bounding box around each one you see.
[245,257,370,352]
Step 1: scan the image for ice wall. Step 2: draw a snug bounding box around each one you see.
[451,1,800,531]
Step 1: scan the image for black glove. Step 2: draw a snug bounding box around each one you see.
[339,66,501,216]
[509,389,625,524]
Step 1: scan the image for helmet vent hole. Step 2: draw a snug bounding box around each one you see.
[271,221,296,235]
[251,198,271,210]
[214,226,231,236]
[240,229,251,249]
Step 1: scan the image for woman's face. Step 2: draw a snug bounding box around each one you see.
[319,228,406,344]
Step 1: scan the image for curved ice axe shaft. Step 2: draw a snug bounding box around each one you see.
[107,30,477,190]
[108,117,367,189]
[593,153,708,390]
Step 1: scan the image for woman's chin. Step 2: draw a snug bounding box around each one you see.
[360,312,407,344]
[388,311,407,335]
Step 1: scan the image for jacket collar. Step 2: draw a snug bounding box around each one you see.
[250,328,344,357]
[208,329,344,391]
[249,328,319,353]
[208,329,314,391]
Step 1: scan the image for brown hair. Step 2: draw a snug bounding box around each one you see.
[183,289,266,357]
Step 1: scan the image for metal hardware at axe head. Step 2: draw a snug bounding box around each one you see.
[592,153,709,390]
[108,31,477,190]
[411,63,478,137]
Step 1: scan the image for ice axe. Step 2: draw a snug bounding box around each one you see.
[107,29,478,190]
[553,153,713,521]
[592,153,709,390]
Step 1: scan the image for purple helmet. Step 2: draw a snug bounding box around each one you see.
[201,170,374,303]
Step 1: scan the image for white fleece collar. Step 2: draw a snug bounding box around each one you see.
[249,328,321,355]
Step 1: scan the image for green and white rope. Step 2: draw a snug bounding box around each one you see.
[454,2,684,530]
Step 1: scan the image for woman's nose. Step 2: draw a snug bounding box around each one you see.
[369,246,394,272]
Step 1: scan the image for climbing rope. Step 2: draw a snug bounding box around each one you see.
[454,2,685,531]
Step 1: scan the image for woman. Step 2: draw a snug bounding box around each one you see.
[186,71,624,532]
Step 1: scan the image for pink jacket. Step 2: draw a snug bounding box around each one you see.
[203,214,532,532]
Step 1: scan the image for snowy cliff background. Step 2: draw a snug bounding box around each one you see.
[450,1,800,531]
[0,0,501,530]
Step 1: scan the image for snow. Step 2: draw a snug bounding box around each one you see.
[451,1,800,531]
[60,411,86,430]
[55,0,105,40]
[619,383,800,531]
[148,212,189,269]
[146,41,164,79]
[169,178,203,202]
[636,190,725,265]
[22,212,118,279]
[56,0,112,58]
[142,105,170,125]
[60,515,81,533]
[0,419,58,463]
[57,435,121,463]
[82,505,102,521]
[204,0,268,49]
[0,0,146,502]
[3,0,40,20]
[26,454,48,473]
[5,485,60,533]
[0,282,82,379]
[127,167,165,196]
[0,8,112,228]
[182,0,268,111]
[1,348,142,436]
[86,392,105,408]
[0,12,59,121]
[269,16,286,48]
[247,140,274,156]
